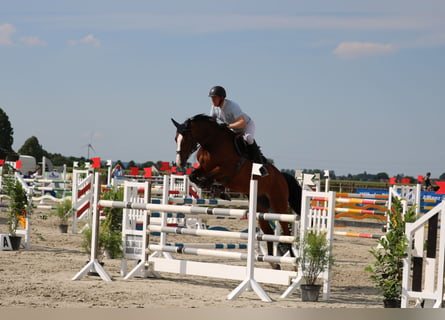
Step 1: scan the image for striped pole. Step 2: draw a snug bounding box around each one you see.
[170,197,249,207]
[312,206,386,216]
[148,244,295,265]
[148,225,295,243]
[333,230,382,239]
[336,192,389,199]
[161,242,248,250]
[312,196,388,205]
[98,199,248,218]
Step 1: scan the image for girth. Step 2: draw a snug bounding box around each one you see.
[217,156,247,185]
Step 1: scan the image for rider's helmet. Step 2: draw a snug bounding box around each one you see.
[208,86,226,98]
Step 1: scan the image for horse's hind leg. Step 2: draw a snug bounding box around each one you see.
[257,220,281,270]
[257,195,281,270]
[270,199,295,258]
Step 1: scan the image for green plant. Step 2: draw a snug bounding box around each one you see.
[3,177,29,236]
[81,226,106,261]
[81,187,124,260]
[101,188,124,232]
[54,199,72,224]
[81,224,124,261]
[365,197,417,301]
[297,230,334,285]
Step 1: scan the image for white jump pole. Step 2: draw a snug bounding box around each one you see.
[72,172,112,282]
[158,175,173,259]
[227,164,272,302]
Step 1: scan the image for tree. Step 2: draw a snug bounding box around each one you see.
[0,108,14,159]
[141,161,155,168]
[376,172,389,180]
[127,160,137,168]
[18,136,46,161]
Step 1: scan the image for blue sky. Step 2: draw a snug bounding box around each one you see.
[1,1,444,177]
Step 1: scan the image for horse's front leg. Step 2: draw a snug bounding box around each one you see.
[189,167,215,189]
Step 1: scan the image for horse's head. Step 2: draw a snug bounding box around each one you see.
[171,117,198,168]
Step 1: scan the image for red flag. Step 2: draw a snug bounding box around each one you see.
[143,167,152,178]
[91,157,101,168]
[171,166,177,173]
[418,175,424,183]
[435,181,445,194]
[401,178,410,184]
[130,167,139,176]
[193,162,200,168]
[0,160,4,165]
[15,160,22,169]
[389,177,396,185]
[160,162,170,171]
[186,168,193,175]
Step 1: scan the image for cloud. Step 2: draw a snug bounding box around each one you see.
[67,34,101,47]
[0,23,16,46]
[19,36,46,46]
[333,42,398,58]
[0,23,46,47]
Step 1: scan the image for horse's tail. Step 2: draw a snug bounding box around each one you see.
[282,172,302,216]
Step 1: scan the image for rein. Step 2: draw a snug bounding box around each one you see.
[176,128,199,159]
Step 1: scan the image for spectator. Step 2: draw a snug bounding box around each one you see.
[424,172,433,191]
[111,163,124,179]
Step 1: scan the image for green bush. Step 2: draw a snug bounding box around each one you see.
[4,177,29,236]
[365,197,417,301]
[54,199,72,224]
[81,187,124,260]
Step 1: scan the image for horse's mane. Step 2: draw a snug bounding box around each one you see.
[190,113,215,123]
[189,114,231,132]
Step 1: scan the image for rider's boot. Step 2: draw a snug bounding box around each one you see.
[247,141,269,176]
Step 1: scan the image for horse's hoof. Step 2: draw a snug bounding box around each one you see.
[219,192,231,200]
[270,263,281,270]
[277,243,292,256]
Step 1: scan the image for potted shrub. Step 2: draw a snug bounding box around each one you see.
[365,197,417,308]
[3,177,29,250]
[296,230,334,301]
[54,199,72,233]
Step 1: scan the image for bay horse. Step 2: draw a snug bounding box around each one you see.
[171,114,302,269]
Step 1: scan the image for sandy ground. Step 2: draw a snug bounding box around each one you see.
[0,207,386,309]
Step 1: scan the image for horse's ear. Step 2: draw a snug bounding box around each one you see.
[171,118,180,128]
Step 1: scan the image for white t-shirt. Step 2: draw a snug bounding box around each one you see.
[209,99,251,133]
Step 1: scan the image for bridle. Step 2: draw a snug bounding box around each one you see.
[175,125,199,166]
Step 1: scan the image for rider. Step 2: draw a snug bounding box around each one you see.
[208,85,268,170]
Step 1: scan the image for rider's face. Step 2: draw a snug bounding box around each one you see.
[211,96,224,107]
